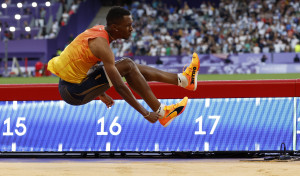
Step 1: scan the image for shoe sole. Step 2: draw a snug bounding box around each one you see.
[193,71,198,91]
[191,55,200,91]
[163,104,187,127]
[194,56,200,91]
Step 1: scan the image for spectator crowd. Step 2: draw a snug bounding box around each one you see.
[111,0,300,56]
[2,0,300,56]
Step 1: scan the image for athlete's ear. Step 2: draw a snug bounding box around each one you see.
[110,24,118,32]
[114,26,120,32]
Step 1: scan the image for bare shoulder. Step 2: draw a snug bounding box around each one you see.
[88,37,113,62]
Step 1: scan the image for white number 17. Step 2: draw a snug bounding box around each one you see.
[195,116,220,135]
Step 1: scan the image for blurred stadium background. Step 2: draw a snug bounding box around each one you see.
[0,0,299,83]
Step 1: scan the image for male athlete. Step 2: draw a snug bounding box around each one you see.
[47,6,200,127]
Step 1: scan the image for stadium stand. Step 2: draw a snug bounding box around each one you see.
[111,0,300,57]
[0,0,101,76]
[0,0,300,76]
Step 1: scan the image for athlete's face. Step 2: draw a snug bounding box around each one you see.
[116,15,133,39]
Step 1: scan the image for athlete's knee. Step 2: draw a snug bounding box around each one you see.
[120,57,136,68]
[117,57,138,75]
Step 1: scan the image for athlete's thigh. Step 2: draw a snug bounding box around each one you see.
[59,65,111,105]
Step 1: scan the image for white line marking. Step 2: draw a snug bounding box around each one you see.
[205,99,210,108]
[13,101,18,110]
[12,143,16,152]
[255,143,260,151]
[255,98,260,106]
[204,142,209,151]
[106,142,111,151]
[58,143,63,151]
[155,143,159,151]
[59,101,65,109]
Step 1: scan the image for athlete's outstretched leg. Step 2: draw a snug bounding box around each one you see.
[136,52,200,91]
[136,64,178,85]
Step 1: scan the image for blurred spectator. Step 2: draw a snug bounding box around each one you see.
[295,42,300,53]
[61,10,69,25]
[25,33,32,39]
[4,30,13,40]
[70,0,80,14]
[60,18,66,26]
[224,56,232,64]
[23,21,29,28]
[4,22,9,28]
[24,7,32,15]
[35,7,46,27]
[261,54,268,63]
[35,61,51,77]
[253,43,261,53]
[20,33,31,39]
[124,48,134,57]
[156,57,163,65]
[5,0,11,5]
[68,34,74,44]
[111,43,119,56]
[60,0,68,12]
[56,48,62,56]
[52,20,59,34]
[47,29,56,39]
[294,54,300,63]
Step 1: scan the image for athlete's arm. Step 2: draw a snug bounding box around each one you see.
[89,37,152,119]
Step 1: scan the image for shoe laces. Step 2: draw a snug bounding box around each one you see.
[164,100,182,111]
[164,104,177,111]
[183,63,193,75]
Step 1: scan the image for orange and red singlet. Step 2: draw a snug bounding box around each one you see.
[48,25,110,83]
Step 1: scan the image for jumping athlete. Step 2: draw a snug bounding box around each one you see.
[47,6,200,127]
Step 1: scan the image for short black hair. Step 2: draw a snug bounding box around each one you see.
[106,6,131,26]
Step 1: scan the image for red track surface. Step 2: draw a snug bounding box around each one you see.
[0,79,299,101]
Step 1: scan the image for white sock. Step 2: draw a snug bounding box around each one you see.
[156,104,165,119]
[178,73,188,88]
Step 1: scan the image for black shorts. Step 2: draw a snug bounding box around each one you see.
[58,64,112,105]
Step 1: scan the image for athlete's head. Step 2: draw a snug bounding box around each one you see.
[106,6,133,40]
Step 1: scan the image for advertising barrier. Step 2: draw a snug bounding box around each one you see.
[0,80,299,152]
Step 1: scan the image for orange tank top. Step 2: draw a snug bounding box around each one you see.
[47,25,110,83]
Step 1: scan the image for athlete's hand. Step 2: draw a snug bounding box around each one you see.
[144,112,159,123]
[99,93,115,108]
